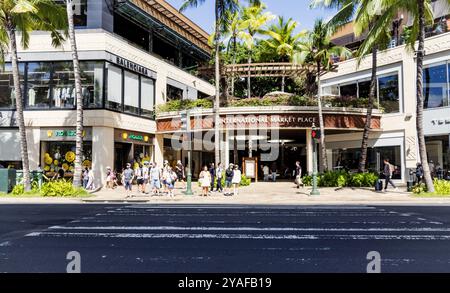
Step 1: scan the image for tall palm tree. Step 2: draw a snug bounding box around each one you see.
[263,16,306,91]
[356,0,436,191]
[180,0,239,166]
[222,9,241,97]
[66,0,83,187]
[298,19,351,172]
[239,2,275,98]
[0,0,67,191]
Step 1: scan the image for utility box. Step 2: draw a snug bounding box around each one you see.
[0,169,17,193]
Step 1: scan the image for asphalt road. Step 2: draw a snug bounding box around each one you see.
[1,204,450,272]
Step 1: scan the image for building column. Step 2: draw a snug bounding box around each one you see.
[154,134,164,166]
[306,129,313,175]
[92,126,114,188]
[326,149,333,171]
[221,130,229,166]
[26,127,40,171]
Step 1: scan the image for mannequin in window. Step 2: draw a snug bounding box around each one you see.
[28,87,36,106]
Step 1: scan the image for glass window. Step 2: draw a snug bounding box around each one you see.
[378,74,399,113]
[124,71,139,115]
[358,80,373,99]
[339,83,357,100]
[167,84,184,101]
[423,64,448,109]
[51,62,76,109]
[80,61,103,108]
[141,77,155,118]
[106,64,122,111]
[27,62,52,109]
[0,63,25,109]
[322,84,339,96]
[72,0,87,27]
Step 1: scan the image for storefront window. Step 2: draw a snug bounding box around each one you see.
[322,84,339,96]
[72,0,87,27]
[52,62,76,109]
[339,83,357,100]
[358,80,372,99]
[378,74,399,113]
[106,64,122,111]
[81,61,103,108]
[0,63,24,109]
[424,64,448,109]
[41,141,92,178]
[124,71,139,115]
[141,77,155,118]
[27,62,52,109]
[167,84,184,101]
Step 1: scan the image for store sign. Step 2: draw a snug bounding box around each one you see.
[121,132,150,143]
[424,109,450,136]
[0,111,17,127]
[107,53,156,79]
[41,128,92,141]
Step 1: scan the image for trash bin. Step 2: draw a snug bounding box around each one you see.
[30,170,44,189]
[407,169,414,192]
[0,169,17,193]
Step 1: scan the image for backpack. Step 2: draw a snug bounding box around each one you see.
[226,169,233,179]
[389,164,396,174]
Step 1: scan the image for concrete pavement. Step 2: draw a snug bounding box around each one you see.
[1,182,450,205]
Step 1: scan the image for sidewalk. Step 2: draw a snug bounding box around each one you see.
[0,182,450,205]
[2,182,447,205]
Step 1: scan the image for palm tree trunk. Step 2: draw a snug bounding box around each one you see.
[358,45,377,173]
[214,0,221,166]
[281,76,285,92]
[416,0,435,192]
[316,61,328,172]
[247,52,252,98]
[230,36,237,98]
[6,20,31,191]
[66,0,84,187]
[233,132,238,165]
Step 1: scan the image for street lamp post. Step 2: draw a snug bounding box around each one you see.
[310,123,320,196]
[182,110,193,195]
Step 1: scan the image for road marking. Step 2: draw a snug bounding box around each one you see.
[47,225,450,232]
[25,231,450,240]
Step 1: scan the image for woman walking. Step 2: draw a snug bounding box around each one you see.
[199,166,211,197]
[231,165,241,196]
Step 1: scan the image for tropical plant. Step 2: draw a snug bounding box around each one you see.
[263,16,306,91]
[0,0,67,191]
[65,0,83,187]
[298,19,352,172]
[239,2,275,98]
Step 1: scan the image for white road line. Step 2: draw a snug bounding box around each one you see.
[47,225,450,232]
[123,205,377,210]
[24,231,450,240]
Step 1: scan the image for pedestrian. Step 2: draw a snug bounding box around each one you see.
[263,165,269,182]
[105,166,113,189]
[163,166,177,197]
[82,167,89,189]
[162,160,170,194]
[122,163,134,197]
[199,165,211,197]
[175,160,186,189]
[429,160,436,179]
[415,163,424,184]
[231,165,242,196]
[294,161,303,189]
[209,162,216,192]
[135,163,145,194]
[383,158,398,192]
[142,161,150,194]
[224,163,234,196]
[150,162,161,196]
[271,163,277,182]
[85,167,95,190]
[215,162,224,193]
[436,163,443,180]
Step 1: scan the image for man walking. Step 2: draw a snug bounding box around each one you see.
[215,162,224,193]
[209,163,216,192]
[383,158,398,192]
[123,163,135,198]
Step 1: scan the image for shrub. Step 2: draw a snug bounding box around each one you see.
[350,172,378,187]
[157,98,213,113]
[40,180,87,197]
[433,179,450,195]
[301,171,378,188]
[412,183,427,194]
[11,181,40,195]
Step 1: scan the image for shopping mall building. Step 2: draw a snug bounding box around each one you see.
[1,0,449,186]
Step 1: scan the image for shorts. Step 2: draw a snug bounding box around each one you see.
[151,179,161,189]
[167,183,174,189]
[124,180,132,191]
[225,180,232,188]
[137,178,144,185]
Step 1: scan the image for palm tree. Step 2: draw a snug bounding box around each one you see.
[239,2,275,98]
[222,10,241,97]
[298,19,351,172]
[181,0,239,166]
[355,0,436,191]
[66,0,83,187]
[263,16,306,91]
[0,0,67,191]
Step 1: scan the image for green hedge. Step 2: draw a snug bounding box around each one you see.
[157,98,213,113]
[412,179,450,195]
[197,174,251,188]
[11,180,88,197]
[302,171,378,188]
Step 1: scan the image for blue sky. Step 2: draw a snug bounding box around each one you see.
[166,0,335,34]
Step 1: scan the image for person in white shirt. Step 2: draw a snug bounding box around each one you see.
[263,165,269,181]
[231,165,242,196]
